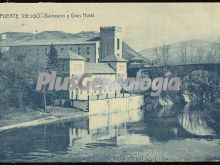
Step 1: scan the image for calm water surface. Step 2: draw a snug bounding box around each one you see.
[0,104,220,162]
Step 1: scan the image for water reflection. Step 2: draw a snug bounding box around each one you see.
[178,104,215,136]
[143,104,219,141]
[0,104,220,162]
[68,110,144,147]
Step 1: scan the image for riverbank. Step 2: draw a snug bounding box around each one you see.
[0,107,88,132]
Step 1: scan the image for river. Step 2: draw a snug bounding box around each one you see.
[0,104,220,162]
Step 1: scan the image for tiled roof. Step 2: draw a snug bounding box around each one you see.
[85,63,116,74]
[130,56,144,61]
[99,55,127,62]
[58,50,85,60]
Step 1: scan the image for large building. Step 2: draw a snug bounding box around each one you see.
[0,26,149,103]
[0,26,149,66]
[2,39,99,65]
[0,26,124,64]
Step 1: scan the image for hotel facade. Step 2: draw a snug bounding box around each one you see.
[0,26,147,108]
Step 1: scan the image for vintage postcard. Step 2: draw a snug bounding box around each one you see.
[0,3,220,162]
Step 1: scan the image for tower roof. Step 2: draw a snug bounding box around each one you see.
[58,50,85,60]
[99,55,127,62]
[100,26,122,32]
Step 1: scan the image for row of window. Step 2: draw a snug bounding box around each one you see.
[70,89,115,98]
[17,46,91,55]
[76,47,90,55]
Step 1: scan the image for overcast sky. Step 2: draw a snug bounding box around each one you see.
[0,3,220,51]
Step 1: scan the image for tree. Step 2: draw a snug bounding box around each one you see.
[178,45,187,64]
[0,51,3,59]
[44,44,59,110]
[207,42,219,63]
[46,44,58,71]
[160,44,170,66]
[0,53,12,113]
[195,47,203,64]
[154,47,160,64]
[9,54,35,109]
[0,52,43,111]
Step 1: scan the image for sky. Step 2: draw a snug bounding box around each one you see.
[0,3,220,51]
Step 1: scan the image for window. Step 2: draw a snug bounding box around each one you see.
[71,91,73,99]
[87,47,90,55]
[61,64,65,71]
[61,48,64,52]
[117,38,120,50]
[78,47,81,55]
[70,48,72,51]
[86,58,90,62]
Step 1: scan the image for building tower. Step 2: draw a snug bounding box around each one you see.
[100,26,123,59]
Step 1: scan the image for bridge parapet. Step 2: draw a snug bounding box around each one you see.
[127,63,220,78]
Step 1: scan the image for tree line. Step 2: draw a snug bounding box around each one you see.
[0,44,58,111]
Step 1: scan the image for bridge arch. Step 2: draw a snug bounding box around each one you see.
[170,64,220,77]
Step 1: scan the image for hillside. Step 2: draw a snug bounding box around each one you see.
[1,32,33,44]
[139,39,220,65]
[1,31,100,40]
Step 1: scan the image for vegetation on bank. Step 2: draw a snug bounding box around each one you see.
[144,70,220,110]
[0,44,58,112]
[141,41,220,109]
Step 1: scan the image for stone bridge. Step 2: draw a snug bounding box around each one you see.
[127,63,220,78]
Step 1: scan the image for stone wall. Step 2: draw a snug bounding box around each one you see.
[88,95,144,114]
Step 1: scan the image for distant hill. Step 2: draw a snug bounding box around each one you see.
[1,31,144,61]
[24,31,79,40]
[139,39,220,65]
[1,31,100,41]
[1,32,33,41]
